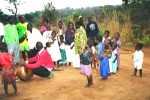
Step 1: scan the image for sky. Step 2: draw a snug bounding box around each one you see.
[0,0,122,15]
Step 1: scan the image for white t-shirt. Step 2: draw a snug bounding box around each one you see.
[133,50,144,69]
[27,28,43,49]
[0,22,4,36]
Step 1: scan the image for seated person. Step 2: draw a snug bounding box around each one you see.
[25,42,54,78]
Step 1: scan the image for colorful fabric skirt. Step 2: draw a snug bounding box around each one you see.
[80,64,92,76]
[99,57,110,78]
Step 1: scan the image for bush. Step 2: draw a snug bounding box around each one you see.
[138,35,150,46]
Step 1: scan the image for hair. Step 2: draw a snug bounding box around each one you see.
[0,43,8,52]
[36,42,43,51]
[27,23,33,32]
[8,16,15,24]
[46,42,51,48]
[104,30,110,35]
[135,42,144,51]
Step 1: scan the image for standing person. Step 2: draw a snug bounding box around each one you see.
[4,16,20,65]
[42,23,52,47]
[97,37,110,80]
[26,42,54,78]
[113,32,121,70]
[102,30,111,43]
[0,22,4,43]
[65,21,75,66]
[59,35,67,66]
[86,16,99,45]
[80,46,93,87]
[58,20,65,36]
[73,18,87,68]
[16,16,29,61]
[109,43,118,74]
[27,23,43,50]
[0,43,17,96]
[133,43,144,77]
[47,30,61,67]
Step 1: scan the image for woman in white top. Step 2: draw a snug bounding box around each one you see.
[46,30,61,66]
[0,22,4,43]
[27,23,43,50]
[133,43,144,77]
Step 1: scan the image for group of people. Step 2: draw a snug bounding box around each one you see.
[0,15,144,96]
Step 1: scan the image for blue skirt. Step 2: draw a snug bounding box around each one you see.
[99,56,110,78]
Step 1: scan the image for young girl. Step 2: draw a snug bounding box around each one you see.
[113,32,121,70]
[0,43,17,96]
[133,43,144,77]
[47,30,61,67]
[65,22,75,66]
[109,43,118,74]
[102,30,111,43]
[80,46,93,87]
[59,35,67,66]
[97,38,110,80]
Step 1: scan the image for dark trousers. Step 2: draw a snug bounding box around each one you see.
[32,67,50,77]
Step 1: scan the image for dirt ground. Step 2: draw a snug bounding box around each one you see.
[0,48,150,100]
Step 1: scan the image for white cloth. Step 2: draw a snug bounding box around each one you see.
[102,36,111,43]
[133,50,144,70]
[0,22,4,36]
[27,28,43,49]
[72,47,80,68]
[47,38,61,62]
[43,30,52,46]
[91,46,97,54]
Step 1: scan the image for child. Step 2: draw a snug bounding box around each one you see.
[109,43,118,74]
[58,35,67,66]
[47,30,61,67]
[26,42,54,78]
[80,46,93,87]
[65,21,75,66]
[0,43,17,96]
[97,37,110,80]
[102,30,111,43]
[133,43,144,77]
[113,32,121,70]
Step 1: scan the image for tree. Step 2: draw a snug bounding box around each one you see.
[5,0,21,20]
[42,1,58,24]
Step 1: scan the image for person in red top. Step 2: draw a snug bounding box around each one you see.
[26,42,54,78]
[0,43,17,96]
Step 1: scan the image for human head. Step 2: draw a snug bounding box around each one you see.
[60,35,64,43]
[27,23,33,33]
[68,21,74,29]
[8,16,15,24]
[135,42,143,51]
[46,42,51,48]
[104,30,110,38]
[114,32,120,40]
[18,16,25,23]
[75,19,84,29]
[58,20,63,29]
[36,42,43,51]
